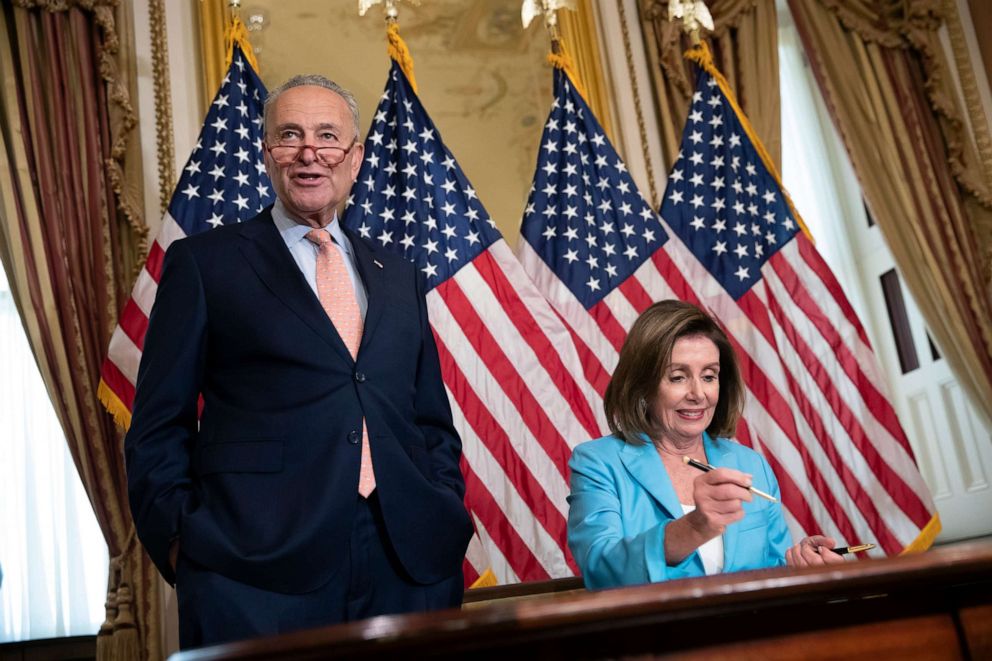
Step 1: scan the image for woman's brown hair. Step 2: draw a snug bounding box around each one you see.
[603,300,745,445]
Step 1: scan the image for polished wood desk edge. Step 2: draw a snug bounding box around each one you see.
[173,539,992,660]
[463,576,585,603]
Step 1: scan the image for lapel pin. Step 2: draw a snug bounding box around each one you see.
[373,258,384,269]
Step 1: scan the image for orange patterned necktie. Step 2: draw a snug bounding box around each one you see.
[306,228,375,497]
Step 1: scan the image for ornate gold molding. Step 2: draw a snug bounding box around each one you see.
[559,0,616,143]
[943,0,992,189]
[149,0,174,216]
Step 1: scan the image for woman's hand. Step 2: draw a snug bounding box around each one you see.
[685,467,753,540]
[786,535,845,567]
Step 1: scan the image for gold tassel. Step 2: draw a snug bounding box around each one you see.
[386,22,417,94]
[112,577,141,661]
[224,15,261,75]
[547,41,590,104]
[96,559,120,661]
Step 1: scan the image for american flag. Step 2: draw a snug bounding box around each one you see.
[518,66,938,555]
[98,46,272,424]
[343,62,608,586]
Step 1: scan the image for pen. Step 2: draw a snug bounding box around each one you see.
[682,456,778,503]
[828,543,876,555]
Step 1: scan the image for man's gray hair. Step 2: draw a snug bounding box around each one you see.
[263,74,361,139]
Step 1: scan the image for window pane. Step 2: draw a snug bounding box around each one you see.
[0,266,109,641]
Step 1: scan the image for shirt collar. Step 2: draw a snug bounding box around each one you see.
[271,199,353,256]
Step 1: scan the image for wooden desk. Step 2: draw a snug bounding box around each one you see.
[173,540,992,660]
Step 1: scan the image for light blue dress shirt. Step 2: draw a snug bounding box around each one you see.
[271,199,368,320]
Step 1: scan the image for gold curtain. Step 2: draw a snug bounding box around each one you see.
[638,0,780,171]
[787,0,992,420]
[0,1,160,659]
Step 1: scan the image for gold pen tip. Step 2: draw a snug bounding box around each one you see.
[682,456,691,464]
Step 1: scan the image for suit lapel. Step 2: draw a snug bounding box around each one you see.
[704,433,741,569]
[620,437,684,521]
[345,228,387,355]
[236,212,354,363]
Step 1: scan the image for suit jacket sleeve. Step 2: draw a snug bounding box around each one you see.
[412,271,466,504]
[757,454,790,568]
[124,240,206,583]
[567,443,699,589]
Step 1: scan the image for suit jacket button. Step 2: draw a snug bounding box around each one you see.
[348,430,360,444]
[354,371,367,383]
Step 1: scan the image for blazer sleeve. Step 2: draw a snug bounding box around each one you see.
[124,240,207,583]
[412,271,467,506]
[567,443,701,589]
[757,453,791,568]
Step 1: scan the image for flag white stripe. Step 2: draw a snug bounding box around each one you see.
[427,289,572,519]
[453,399,571,579]
[763,263,933,517]
[485,242,610,436]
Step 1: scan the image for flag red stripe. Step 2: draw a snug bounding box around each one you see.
[724,314,863,547]
[588,299,627,353]
[653,250,862,543]
[551,305,612,397]
[434,329,575,573]
[770,252,916,459]
[438,277,573,478]
[100,358,136,412]
[460,457,552,581]
[118,299,150,352]
[654,246,868,544]
[761,291,904,553]
[737,418,820,537]
[651,250,701,305]
[618,272,655,314]
[474,251,602,440]
[795,234,871,348]
[462,558,480,587]
[763,280,932,530]
[145,242,166,283]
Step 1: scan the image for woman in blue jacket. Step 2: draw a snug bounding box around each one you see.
[567,300,842,589]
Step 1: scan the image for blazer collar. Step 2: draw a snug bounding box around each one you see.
[620,431,743,566]
[342,226,387,356]
[235,209,354,362]
[620,434,683,520]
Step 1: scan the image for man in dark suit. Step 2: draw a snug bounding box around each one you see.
[125,75,472,648]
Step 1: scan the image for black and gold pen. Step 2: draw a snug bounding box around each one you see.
[828,543,876,555]
[682,456,778,503]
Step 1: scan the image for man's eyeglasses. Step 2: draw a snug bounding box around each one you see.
[265,139,357,167]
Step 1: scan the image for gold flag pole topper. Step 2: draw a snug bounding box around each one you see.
[224,0,262,74]
[522,0,588,102]
[358,0,421,93]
